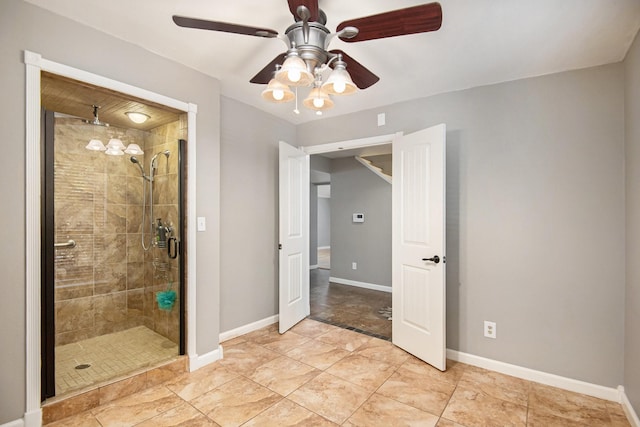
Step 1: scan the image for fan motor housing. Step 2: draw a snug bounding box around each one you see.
[285,21,330,71]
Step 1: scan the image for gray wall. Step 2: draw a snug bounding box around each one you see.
[330,157,392,287]
[318,195,331,248]
[625,30,640,414]
[220,97,296,332]
[299,64,626,387]
[0,1,221,422]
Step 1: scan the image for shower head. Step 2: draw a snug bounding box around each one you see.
[129,156,145,176]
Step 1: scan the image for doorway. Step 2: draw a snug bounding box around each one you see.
[309,152,393,339]
[40,73,186,400]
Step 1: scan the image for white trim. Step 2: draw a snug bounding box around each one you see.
[188,345,223,372]
[24,51,43,427]
[620,386,640,427]
[309,264,319,270]
[24,51,198,417]
[1,419,25,427]
[329,277,392,293]
[447,349,620,402]
[219,315,279,342]
[302,133,402,155]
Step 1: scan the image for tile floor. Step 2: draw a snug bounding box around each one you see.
[55,326,179,395]
[46,318,631,426]
[310,268,392,339]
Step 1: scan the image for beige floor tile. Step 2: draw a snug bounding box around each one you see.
[220,336,246,346]
[165,364,238,401]
[290,318,341,338]
[45,410,102,427]
[377,366,455,415]
[344,393,439,427]
[353,338,411,366]
[253,330,312,354]
[288,372,371,425]
[528,383,611,425]
[315,328,373,352]
[400,356,467,386]
[92,385,183,427]
[606,401,633,427]
[190,377,281,427]
[135,402,219,426]
[248,355,320,396]
[437,418,468,427]
[458,366,530,406]
[527,410,598,427]
[216,341,281,376]
[441,386,527,427]
[325,354,397,391]
[285,339,351,370]
[242,398,338,426]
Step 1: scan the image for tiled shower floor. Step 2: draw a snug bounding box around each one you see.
[55,326,178,396]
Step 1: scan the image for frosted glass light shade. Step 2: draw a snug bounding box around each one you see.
[124,143,144,155]
[106,138,126,150]
[262,79,294,103]
[105,147,125,156]
[275,54,313,87]
[303,87,334,111]
[322,67,357,95]
[86,139,106,151]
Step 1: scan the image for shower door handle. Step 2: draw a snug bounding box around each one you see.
[168,237,179,259]
[54,239,76,249]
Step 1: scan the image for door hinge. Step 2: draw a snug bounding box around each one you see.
[278,243,282,250]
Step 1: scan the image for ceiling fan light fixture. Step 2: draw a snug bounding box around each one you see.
[276,52,313,87]
[262,78,295,103]
[303,86,334,111]
[125,111,150,124]
[322,66,357,95]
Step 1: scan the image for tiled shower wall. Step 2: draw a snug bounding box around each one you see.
[54,116,184,346]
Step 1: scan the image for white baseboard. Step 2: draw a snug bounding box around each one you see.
[188,345,223,372]
[219,315,279,343]
[447,349,620,401]
[1,418,25,427]
[318,246,330,250]
[620,386,640,427]
[329,277,392,293]
[309,264,318,270]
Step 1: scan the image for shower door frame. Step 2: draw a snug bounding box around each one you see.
[24,50,199,422]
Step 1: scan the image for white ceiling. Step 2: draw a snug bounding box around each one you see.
[24,0,640,125]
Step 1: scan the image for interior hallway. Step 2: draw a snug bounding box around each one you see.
[44,318,631,426]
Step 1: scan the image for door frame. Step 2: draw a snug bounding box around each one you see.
[24,50,198,419]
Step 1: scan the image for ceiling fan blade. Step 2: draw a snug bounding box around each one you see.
[250,53,288,84]
[337,2,442,43]
[329,50,379,89]
[173,15,278,38]
[287,0,319,22]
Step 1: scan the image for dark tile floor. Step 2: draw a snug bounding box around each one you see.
[309,268,393,340]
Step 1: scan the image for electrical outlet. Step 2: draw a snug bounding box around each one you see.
[352,262,357,270]
[484,321,496,339]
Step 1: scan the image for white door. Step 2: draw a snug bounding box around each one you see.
[278,141,310,333]
[392,124,446,370]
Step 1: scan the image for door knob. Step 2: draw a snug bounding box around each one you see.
[422,255,440,264]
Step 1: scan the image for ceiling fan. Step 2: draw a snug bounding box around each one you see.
[173,1,442,113]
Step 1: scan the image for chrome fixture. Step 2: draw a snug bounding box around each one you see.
[130,151,171,251]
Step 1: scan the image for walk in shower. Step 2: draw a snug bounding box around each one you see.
[41,74,186,399]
